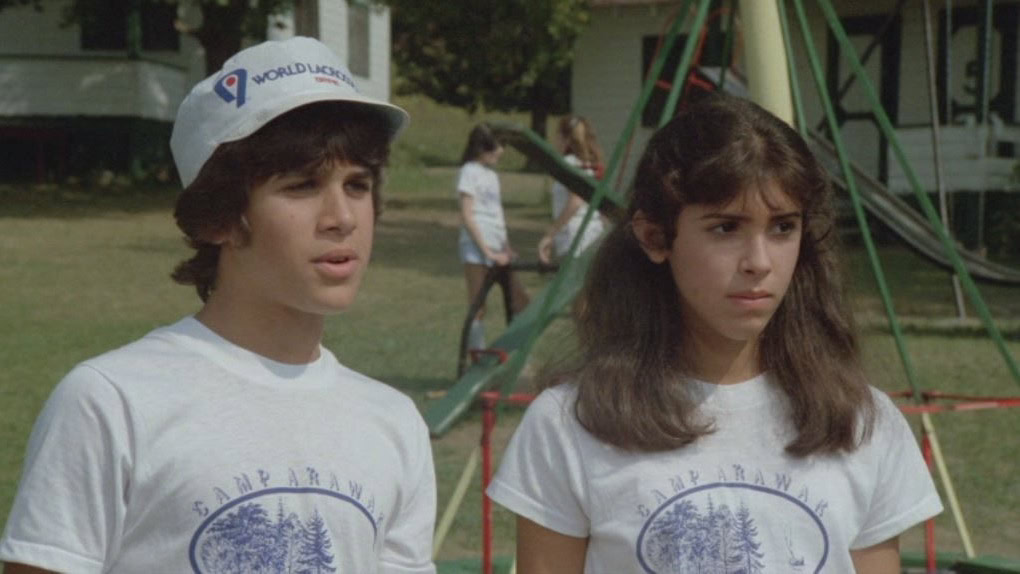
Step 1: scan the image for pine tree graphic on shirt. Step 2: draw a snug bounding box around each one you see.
[197,499,337,574]
[642,497,765,573]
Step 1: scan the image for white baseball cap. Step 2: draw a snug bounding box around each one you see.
[170,36,409,187]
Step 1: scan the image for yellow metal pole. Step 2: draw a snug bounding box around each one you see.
[433,445,481,558]
[921,412,976,557]
[739,0,795,125]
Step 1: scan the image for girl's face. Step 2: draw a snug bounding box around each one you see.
[478,144,504,166]
[638,181,803,349]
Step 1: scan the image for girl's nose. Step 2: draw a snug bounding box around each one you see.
[739,235,772,275]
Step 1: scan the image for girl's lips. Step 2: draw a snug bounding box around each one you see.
[727,292,773,310]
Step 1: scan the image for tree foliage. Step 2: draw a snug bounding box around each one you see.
[388,0,590,137]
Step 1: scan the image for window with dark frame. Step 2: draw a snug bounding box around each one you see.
[80,0,179,52]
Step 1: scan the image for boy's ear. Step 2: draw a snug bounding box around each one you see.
[631,210,670,264]
[204,218,246,248]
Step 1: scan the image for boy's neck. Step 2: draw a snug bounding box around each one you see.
[195,293,325,365]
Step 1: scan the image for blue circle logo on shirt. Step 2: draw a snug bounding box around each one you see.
[188,487,375,573]
[636,483,829,574]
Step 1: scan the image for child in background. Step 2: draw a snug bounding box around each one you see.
[1,37,435,574]
[488,96,941,573]
[457,123,529,350]
[538,115,608,265]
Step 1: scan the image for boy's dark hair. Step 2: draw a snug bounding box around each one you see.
[546,95,875,456]
[460,123,501,164]
[171,101,392,301]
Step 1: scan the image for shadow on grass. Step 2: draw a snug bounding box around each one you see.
[0,183,178,219]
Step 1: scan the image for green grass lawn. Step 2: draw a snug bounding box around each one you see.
[1,95,1019,567]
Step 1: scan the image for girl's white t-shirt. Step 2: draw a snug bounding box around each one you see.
[549,154,605,257]
[488,375,942,574]
[456,160,507,251]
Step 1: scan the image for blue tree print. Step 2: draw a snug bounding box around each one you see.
[201,502,274,573]
[642,495,770,574]
[732,503,765,574]
[644,499,700,570]
[297,508,337,574]
[199,499,339,574]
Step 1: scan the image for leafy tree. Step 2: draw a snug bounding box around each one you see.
[388,0,590,139]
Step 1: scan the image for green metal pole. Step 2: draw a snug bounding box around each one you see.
[498,2,700,398]
[659,0,714,127]
[777,0,808,134]
[789,0,924,401]
[603,0,692,190]
[814,0,1020,384]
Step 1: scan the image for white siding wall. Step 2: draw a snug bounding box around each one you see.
[573,4,668,188]
[0,0,200,120]
[0,58,186,121]
[306,0,391,102]
[361,7,391,102]
[0,0,80,55]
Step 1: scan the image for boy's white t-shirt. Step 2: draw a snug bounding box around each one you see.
[456,160,507,251]
[1,317,436,574]
[550,154,605,257]
[488,375,942,574]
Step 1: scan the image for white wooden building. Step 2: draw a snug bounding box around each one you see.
[571,0,1020,194]
[0,0,395,181]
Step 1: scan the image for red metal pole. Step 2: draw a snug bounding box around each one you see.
[481,392,497,574]
[922,433,936,573]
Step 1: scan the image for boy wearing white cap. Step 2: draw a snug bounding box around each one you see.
[1,37,436,574]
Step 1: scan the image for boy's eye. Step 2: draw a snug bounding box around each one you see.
[346,178,373,195]
[283,179,318,192]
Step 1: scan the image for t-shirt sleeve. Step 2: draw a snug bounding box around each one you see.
[851,392,943,549]
[0,364,132,573]
[379,412,437,574]
[486,387,591,538]
[455,163,481,199]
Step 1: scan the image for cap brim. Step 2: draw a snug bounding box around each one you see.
[222,90,409,149]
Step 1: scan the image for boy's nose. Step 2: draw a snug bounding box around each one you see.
[319,185,357,235]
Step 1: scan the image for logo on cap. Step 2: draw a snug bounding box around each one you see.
[214,68,248,107]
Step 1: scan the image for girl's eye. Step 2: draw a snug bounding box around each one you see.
[772,220,800,234]
[710,221,738,234]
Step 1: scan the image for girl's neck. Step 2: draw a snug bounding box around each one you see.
[685,334,763,385]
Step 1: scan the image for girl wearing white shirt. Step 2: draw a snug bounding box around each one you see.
[488,96,942,574]
[457,123,529,349]
[538,115,608,264]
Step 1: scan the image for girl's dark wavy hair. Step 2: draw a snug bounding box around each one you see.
[546,95,875,456]
[460,122,501,164]
[171,101,392,301]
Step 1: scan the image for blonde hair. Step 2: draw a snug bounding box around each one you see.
[558,115,604,169]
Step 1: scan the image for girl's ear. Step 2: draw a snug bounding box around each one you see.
[631,210,670,264]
